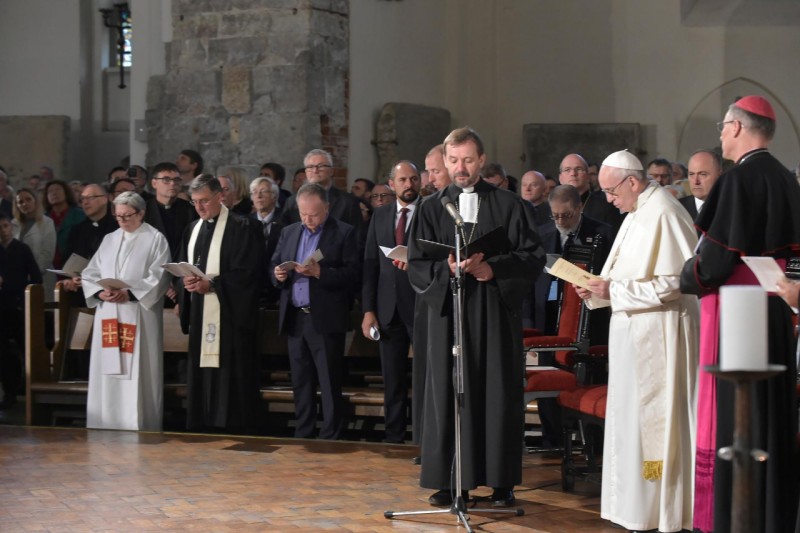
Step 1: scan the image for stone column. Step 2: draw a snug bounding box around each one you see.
[145,0,349,186]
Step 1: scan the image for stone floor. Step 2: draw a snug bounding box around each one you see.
[0,425,615,532]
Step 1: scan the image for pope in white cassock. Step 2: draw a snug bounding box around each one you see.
[82,192,170,431]
[576,150,699,532]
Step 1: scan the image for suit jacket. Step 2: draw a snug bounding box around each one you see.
[271,215,361,335]
[362,201,417,328]
[143,197,198,259]
[679,195,698,221]
[530,214,613,331]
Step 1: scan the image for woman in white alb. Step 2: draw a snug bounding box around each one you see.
[82,192,170,431]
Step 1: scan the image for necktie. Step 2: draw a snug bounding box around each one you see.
[395,208,409,246]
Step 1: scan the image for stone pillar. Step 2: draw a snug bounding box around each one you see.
[145,0,349,186]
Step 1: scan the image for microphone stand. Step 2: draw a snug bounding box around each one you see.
[385,215,524,531]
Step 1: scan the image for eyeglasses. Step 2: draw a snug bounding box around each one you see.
[600,176,632,197]
[189,198,214,207]
[79,194,106,202]
[114,211,140,221]
[559,166,587,174]
[716,120,735,132]
[251,189,273,197]
[304,164,332,172]
[369,193,395,200]
[549,212,576,221]
[155,177,182,185]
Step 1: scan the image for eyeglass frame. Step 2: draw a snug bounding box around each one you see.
[114,210,141,221]
[600,175,633,197]
[369,192,396,200]
[716,120,736,133]
[189,198,216,207]
[153,176,183,185]
[559,166,587,175]
[549,211,577,221]
[304,163,333,172]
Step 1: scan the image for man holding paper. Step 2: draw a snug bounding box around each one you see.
[680,95,800,533]
[271,182,361,440]
[80,192,170,430]
[575,150,699,532]
[361,160,421,443]
[177,174,263,434]
[408,127,544,507]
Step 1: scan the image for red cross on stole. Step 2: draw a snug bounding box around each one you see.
[101,318,136,353]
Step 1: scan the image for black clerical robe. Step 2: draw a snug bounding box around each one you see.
[64,210,118,262]
[178,211,264,433]
[680,149,800,533]
[408,180,544,490]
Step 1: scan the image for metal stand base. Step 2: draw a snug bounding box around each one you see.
[385,495,524,533]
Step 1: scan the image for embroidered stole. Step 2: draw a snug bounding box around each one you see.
[187,206,229,368]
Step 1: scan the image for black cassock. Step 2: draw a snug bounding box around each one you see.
[178,211,264,433]
[408,181,544,490]
[680,149,800,533]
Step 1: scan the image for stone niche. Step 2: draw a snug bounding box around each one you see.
[146,0,350,187]
[374,103,451,183]
[0,116,70,188]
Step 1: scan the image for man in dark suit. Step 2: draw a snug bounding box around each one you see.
[249,177,283,307]
[361,161,421,443]
[679,149,722,226]
[272,183,361,440]
[281,149,363,235]
[559,153,624,235]
[144,162,198,259]
[259,162,292,208]
[528,185,613,334]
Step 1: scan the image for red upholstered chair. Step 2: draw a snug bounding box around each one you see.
[557,384,607,491]
[523,239,608,452]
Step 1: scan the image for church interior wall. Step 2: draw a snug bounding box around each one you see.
[1,0,799,188]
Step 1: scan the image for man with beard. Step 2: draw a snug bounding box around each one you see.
[408,127,544,507]
[361,160,421,443]
[680,95,800,533]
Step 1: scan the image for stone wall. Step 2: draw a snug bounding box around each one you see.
[145,0,349,186]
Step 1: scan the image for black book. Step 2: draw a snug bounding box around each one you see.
[416,226,509,261]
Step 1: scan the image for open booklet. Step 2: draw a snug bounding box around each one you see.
[415,226,510,261]
[46,253,89,278]
[278,249,324,272]
[162,262,212,281]
[96,278,131,291]
[379,245,408,263]
[741,256,785,291]
[547,257,601,290]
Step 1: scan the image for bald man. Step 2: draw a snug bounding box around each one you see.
[558,153,624,234]
[519,170,550,226]
[679,150,722,221]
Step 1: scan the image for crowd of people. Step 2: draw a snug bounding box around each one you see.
[0,94,799,532]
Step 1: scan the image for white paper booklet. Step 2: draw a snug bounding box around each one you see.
[379,245,408,263]
[46,253,89,278]
[741,256,784,291]
[278,249,324,271]
[97,278,131,290]
[162,262,211,280]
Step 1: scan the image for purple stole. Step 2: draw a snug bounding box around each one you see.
[693,260,785,532]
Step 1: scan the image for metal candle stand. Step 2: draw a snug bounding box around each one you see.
[704,364,786,533]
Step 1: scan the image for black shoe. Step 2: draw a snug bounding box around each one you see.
[412,456,421,465]
[428,489,469,507]
[490,487,515,507]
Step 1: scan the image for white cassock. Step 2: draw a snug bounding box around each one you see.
[82,223,170,431]
[586,183,699,532]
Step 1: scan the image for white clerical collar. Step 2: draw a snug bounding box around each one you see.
[458,190,479,223]
[460,186,475,194]
[396,198,419,213]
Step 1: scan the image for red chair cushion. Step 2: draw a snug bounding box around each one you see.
[587,345,608,357]
[523,335,574,348]
[522,328,542,337]
[558,385,607,419]
[525,369,577,392]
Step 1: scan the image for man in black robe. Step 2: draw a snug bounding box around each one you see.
[558,153,624,236]
[680,95,800,533]
[178,174,263,434]
[144,162,198,259]
[408,127,544,507]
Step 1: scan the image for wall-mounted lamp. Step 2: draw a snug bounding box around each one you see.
[99,2,131,88]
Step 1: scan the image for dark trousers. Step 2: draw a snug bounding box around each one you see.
[0,307,24,402]
[287,310,345,440]
[378,312,412,443]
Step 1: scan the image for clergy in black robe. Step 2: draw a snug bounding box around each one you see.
[144,162,198,259]
[64,184,118,261]
[680,96,800,533]
[408,128,544,506]
[178,175,264,434]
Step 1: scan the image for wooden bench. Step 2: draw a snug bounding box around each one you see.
[25,285,395,433]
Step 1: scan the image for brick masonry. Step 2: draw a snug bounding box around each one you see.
[146,0,349,183]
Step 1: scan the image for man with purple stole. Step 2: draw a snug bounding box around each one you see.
[680,95,800,533]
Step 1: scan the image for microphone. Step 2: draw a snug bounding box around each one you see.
[440,197,464,226]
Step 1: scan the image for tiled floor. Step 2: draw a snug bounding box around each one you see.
[0,425,615,532]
